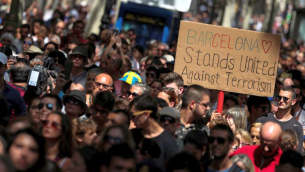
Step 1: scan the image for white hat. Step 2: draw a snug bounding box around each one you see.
[163,54,175,64]
[0,52,7,64]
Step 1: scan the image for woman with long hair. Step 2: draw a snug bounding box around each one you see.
[7,128,45,172]
[224,106,247,133]
[42,111,72,172]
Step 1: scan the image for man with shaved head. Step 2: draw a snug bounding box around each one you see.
[230,121,282,172]
[282,78,294,87]
[256,86,303,153]
[89,73,113,106]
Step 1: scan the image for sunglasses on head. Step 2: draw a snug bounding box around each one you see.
[162,87,175,92]
[24,41,32,45]
[127,91,139,97]
[66,97,81,105]
[38,103,54,110]
[146,73,156,78]
[42,120,61,130]
[208,136,226,144]
[277,95,290,102]
[160,115,176,124]
[103,135,124,144]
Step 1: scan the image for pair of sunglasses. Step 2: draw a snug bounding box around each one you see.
[42,120,61,130]
[208,137,226,144]
[146,73,156,78]
[66,97,81,105]
[103,135,124,144]
[38,103,54,110]
[277,95,290,102]
[160,115,176,124]
[127,91,139,97]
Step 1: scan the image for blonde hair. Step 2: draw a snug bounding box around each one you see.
[231,154,255,172]
[235,129,253,145]
[225,106,247,130]
[72,118,97,147]
[248,122,262,132]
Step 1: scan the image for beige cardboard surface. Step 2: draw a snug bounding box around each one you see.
[174,21,281,97]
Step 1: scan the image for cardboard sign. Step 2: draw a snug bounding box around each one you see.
[174,21,281,97]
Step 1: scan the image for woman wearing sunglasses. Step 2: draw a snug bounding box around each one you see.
[19,36,34,59]
[7,128,45,172]
[97,124,134,153]
[42,111,73,172]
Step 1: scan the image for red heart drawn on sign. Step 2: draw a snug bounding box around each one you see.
[262,40,272,54]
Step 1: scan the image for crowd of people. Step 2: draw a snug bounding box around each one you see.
[0,1,305,172]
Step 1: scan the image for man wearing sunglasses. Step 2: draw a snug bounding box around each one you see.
[91,91,115,134]
[159,107,183,149]
[127,82,149,102]
[256,86,303,153]
[208,124,243,172]
[163,72,184,108]
[130,95,178,169]
[38,94,63,122]
[63,90,88,120]
[231,122,282,172]
[176,85,210,140]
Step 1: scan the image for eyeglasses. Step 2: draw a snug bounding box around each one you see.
[132,110,152,117]
[251,135,260,140]
[146,73,156,78]
[127,91,139,97]
[162,87,175,92]
[38,103,54,110]
[42,120,61,130]
[7,29,15,34]
[277,95,290,102]
[91,107,109,115]
[66,97,81,105]
[103,135,124,144]
[208,137,226,144]
[94,81,112,90]
[54,59,64,64]
[24,41,32,45]
[259,106,269,112]
[160,115,176,124]
[195,101,210,108]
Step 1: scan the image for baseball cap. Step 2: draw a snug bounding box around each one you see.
[159,107,180,119]
[26,46,43,54]
[119,71,142,85]
[69,46,88,59]
[63,90,88,113]
[0,52,7,64]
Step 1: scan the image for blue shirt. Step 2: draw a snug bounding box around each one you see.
[1,82,27,117]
